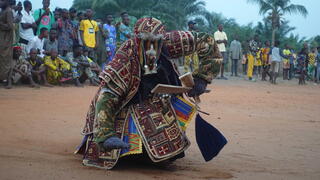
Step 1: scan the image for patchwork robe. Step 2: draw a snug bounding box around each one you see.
[76,31,222,169]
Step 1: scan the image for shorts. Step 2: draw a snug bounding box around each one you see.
[271,61,280,74]
[221,52,228,64]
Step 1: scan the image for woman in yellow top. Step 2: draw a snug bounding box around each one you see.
[254,47,263,78]
[282,44,292,80]
[44,49,71,84]
[308,48,316,80]
[261,41,271,81]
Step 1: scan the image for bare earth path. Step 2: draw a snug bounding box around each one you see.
[0,78,320,180]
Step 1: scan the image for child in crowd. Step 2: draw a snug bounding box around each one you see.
[241,54,247,75]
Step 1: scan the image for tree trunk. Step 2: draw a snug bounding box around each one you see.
[271,28,276,47]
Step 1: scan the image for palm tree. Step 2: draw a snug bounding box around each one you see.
[72,0,211,30]
[247,0,308,45]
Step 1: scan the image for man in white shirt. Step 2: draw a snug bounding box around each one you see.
[19,0,36,57]
[271,40,282,84]
[26,27,48,57]
[214,24,228,80]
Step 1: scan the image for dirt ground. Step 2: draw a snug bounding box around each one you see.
[0,77,320,180]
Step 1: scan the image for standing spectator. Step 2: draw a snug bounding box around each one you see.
[241,40,249,75]
[214,24,228,80]
[254,45,262,78]
[282,44,292,80]
[184,20,199,73]
[53,8,61,22]
[56,9,75,55]
[119,13,132,44]
[79,9,99,61]
[270,40,282,84]
[69,7,79,45]
[229,35,242,77]
[33,0,55,35]
[261,40,271,81]
[0,0,14,81]
[11,0,22,44]
[103,14,116,65]
[315,47,320,84]
[247,35,259,81]
[307,48,316,81]
[289,46,296,80]
[19,0,36,57]
[26,27,48,57]
[95,18,107,67]
[43,28,58,55]
[301,43,309,69]
[297,50,307,85]
[76,11,84,45]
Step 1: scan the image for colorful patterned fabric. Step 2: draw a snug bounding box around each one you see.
[283,49,291,69]
[247,54,255,78]
[193,32,222,83]
[130,96,190,162]
[120,115,143,157]
[249,40,259,55]
[33,9,55,35]
[119,23,132,44]
[261,47,270,65]
[57,19,75,54]
[103,24,117,62]
[171,96,196,131]
[255,49,262,66]
[164,31,196,59]
[44,56,70,84]
[11,56,32,83]
[308,53,316,66]
[66,53,95,79]
[77,17,221,170]
[184,52,199,73]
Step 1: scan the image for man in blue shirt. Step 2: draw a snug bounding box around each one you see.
[119,13,132,44]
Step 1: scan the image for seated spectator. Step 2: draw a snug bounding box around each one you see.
[44,48,71,85]
[5,46,38,89]
[26,27,48,57]
[43,28,58,55]
[27,48,52,87]
[66,45,99,86]
[83,47,101,74]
